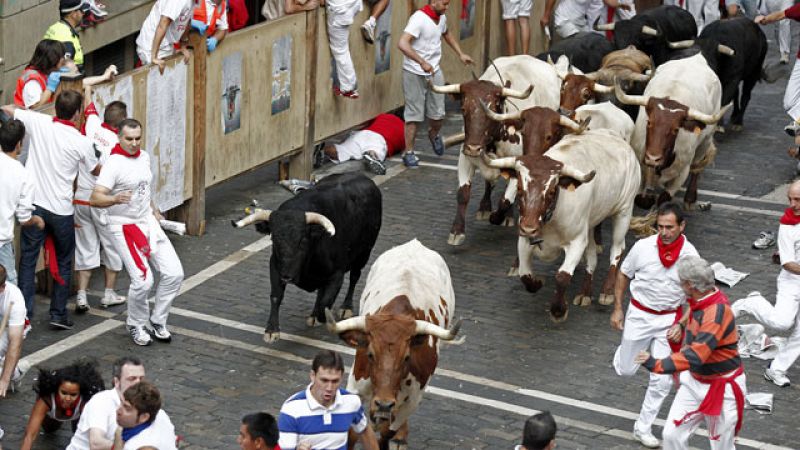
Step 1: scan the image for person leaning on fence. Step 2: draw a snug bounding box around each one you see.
[325,0,364,99]
[516,411,557,450]
[261,0,320,22]
[397,0,473,168]
[1,90,100,332]
[135,0,194,73]
[238,412,280,450]
[44,0,90,71]
[191,0,229,53]
[13,40,67,110]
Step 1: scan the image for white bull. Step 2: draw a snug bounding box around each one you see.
[432,55,561,246]
[324,239,461,450]
[616,53,730,209]
[484,129,641,322]
[574,102,636,143]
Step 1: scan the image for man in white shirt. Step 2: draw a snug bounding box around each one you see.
[113,381,177,450]
[67,356,146,450]
[135,0,194,73]
[91,119,184,347]
[543,0,632,38]
[0,264,33,440]
[0,119,44,286]
[73,89,129,313]
[397,0,473,167]
[610,202,699,449]
[733,180,800,387]
[662,0,719,33]
[2,90,100,331]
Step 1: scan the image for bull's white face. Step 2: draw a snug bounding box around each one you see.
[515,156,564,238]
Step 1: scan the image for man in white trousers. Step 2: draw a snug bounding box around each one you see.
[729,0,791,63]
[663,0,719,33]
[733,180,800,387]
[90,119,184,346]
[325,0,362,99]
[610,202,699,448]
[756,6,800,136]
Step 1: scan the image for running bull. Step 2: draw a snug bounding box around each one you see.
[232,172,382,343]
[324,239,462,450]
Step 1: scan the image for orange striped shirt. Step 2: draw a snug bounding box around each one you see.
[643,289,741,381]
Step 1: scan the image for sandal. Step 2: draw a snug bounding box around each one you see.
[753,231,776,249]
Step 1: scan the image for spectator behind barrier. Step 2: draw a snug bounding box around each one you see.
[517,412,557,450]
[191,0,230,52]
[13,40,66,109]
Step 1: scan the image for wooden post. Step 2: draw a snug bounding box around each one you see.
[174,32,208,236]
[289,8,319,180]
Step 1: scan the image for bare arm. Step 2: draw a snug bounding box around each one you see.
[285,0,319,14]
[0,326,23,396]
[541,0,558,27]
[398,32,433,73]
[442,30,474,65]
[89,427,115,450]
[756,10,786,24]
[151,16,173,72]
[28,90,55,110]
[21,398,49,450]
[90,185,131,208]
[783,261,800,275]
[359,426,380,450]
[1,104,18,118]
[610,270,630,331]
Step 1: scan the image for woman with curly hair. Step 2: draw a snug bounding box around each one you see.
[20,359,105,450]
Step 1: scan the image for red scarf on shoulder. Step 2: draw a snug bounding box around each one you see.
[420,5,441,23]
[780,207,800,225]
[110,143,140,158]
[657,234,684,268]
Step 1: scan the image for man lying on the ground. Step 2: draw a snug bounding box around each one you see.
[315,112,405,175]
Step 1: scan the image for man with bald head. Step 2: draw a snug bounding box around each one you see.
[733,180,800,387]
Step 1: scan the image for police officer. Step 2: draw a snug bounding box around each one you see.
[44,0,90,71]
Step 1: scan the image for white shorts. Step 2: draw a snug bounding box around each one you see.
[333,130,388,162]
[74,202,123,272]
[502,0,533,19]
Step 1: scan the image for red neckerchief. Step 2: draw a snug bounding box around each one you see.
[420,5,440,23]
[780,207,800,225]
[657,234,684,268]
[122,224,151,279]
[605,7,616,40]
[687,288,729,312]
[111,143,140,158]
[44,235,66,286]
[101,122,118,134]
[52,117,77,129]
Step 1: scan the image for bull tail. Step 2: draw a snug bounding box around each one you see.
[629,210,657,238]
[690,141,717,175]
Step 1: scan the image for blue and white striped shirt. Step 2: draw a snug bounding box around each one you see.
[278,385,368,450]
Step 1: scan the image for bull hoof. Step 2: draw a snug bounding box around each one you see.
[572,294,591,307]
[520,274,544,293]
[595,245,603,254]
[598,293,615,306]
[389,440,408,450]
[683,201,696,211]
[503,216,516,227]
[338,308,353,319]
[549,306,569,323]
[730,124,743,132]
[476,210,491,221]
[488,211,504,225]
[715,125,725,134]
[448,233,465,246]
[508,266,519,277]
[263,331,280,344]
[635,194,656,210]
[306,315,321,327]
[697,201,712,211]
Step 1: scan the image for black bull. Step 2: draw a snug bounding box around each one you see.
[232,172,382,343]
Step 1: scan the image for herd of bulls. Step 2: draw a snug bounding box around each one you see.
[227,6,774,448]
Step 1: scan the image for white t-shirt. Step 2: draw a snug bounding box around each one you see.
[554,0,593,30]
[95,152,153,226]
[0,282,26,329]
[123,410,177,450]
[0,152,34,245]
[587,0,635,32]
[620,234,698,311]
[136,0,194,62]
[67,389,121,450]
[22,80,45,108]
[778,223,800,277]
[402,10,448,76]
[76,110,118,201]
[14,109,98,216]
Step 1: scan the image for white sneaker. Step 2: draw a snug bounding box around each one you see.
[148,323,172,342]
[731,294,758,319]
[361,18,376,44]
[101,290,126,307]
[0,425,4,440]
[11,358,32,393]
[76,292,90,313]
[128,325,152,346]
[633,429,660,448]
[765,366,791,387]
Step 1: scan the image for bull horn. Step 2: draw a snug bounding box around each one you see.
[594,14,615,31]
[501,84,533,99]
[686,102,733,125]
[479,100,523,122]
[717,44,735,56]
[430,82,462,94]
[668,39,695,49]
[481,152,518,169]
[559,115,591,134]
[232,208,272,228]
[622,71,652,82]
[561,166,596,183]
[547,54,555,66]
[592,82,614,94]
[641,25,659,36]
[305,212,336,236]
[324,308,366,334]
[614,80,648,106]
[415,318,463,341]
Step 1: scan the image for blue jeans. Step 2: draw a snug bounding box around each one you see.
[18,206,75,321]
[0,243,16,286]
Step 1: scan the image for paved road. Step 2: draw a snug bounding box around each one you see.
[3,34,800,450]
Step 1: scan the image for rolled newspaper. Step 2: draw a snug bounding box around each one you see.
[159,220,186,236]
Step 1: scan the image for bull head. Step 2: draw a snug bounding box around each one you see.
[559,73,613,115]
[482,155,595,239]
[432,80,533,156]
[324,307,462,424]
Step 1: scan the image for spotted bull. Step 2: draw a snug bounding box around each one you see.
[324,239,462,450]
[430,55,560,246]
[615,54,730,209]
[232,172,381,343]
[483,129,640,321]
